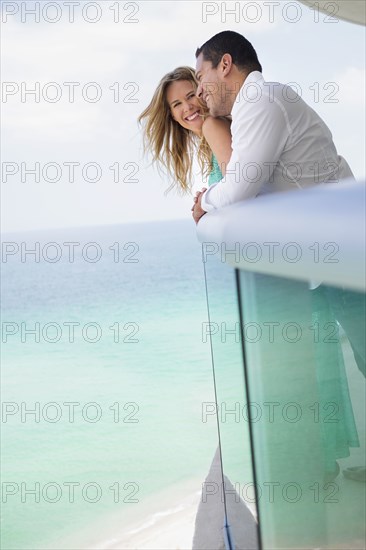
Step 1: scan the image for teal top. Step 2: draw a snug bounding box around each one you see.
[208,154,223,186]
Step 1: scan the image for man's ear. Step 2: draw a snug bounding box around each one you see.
[221,53,233,76]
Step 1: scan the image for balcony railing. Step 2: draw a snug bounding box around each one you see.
[195,179,365,549]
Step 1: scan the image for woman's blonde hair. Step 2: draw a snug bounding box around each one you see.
[138,66,212,194]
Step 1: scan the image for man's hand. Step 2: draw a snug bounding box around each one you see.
[191,188,207,224]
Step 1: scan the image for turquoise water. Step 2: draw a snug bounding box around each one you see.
[1,220,219,549]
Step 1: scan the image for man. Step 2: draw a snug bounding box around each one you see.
[192,30,354,223]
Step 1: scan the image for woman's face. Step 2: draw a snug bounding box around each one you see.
[166,80,203,135]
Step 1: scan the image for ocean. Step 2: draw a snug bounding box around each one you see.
[1,219,224,549]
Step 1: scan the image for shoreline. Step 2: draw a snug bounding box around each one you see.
[104,489,201,550]
[46,476,205,550]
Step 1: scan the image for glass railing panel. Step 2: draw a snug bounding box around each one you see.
[202,245,259,549]
[237,271,365,549]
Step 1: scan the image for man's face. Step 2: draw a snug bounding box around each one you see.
[195,53,231,117]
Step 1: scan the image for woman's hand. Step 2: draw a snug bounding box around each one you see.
[192,187,207,206]
[191,188,207,224]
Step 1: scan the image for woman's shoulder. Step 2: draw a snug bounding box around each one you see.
[202,115,232,134]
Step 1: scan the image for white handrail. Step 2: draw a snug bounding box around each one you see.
[197,179,365,291]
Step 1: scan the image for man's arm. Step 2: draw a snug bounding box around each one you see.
[201,95,290,211]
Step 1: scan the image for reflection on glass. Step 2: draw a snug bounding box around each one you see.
[238,272,365,549]
[202,237,365,549]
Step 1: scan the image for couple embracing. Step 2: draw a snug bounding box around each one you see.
[139,30,354,222]
[138,28,364,548]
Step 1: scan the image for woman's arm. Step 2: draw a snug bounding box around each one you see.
[201,116,232,176]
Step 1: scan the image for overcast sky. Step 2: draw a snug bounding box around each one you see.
[1,0,365,232]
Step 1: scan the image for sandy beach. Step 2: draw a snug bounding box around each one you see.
[105,490,201,550]
[46,476,206,550]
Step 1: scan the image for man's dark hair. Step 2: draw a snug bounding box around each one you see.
[195,30,262,73]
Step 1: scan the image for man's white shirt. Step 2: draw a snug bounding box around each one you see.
[201,71,354,211]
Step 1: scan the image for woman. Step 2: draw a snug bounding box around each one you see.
[138,66,232,195]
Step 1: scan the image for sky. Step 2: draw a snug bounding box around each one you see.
[1,0,365,233]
